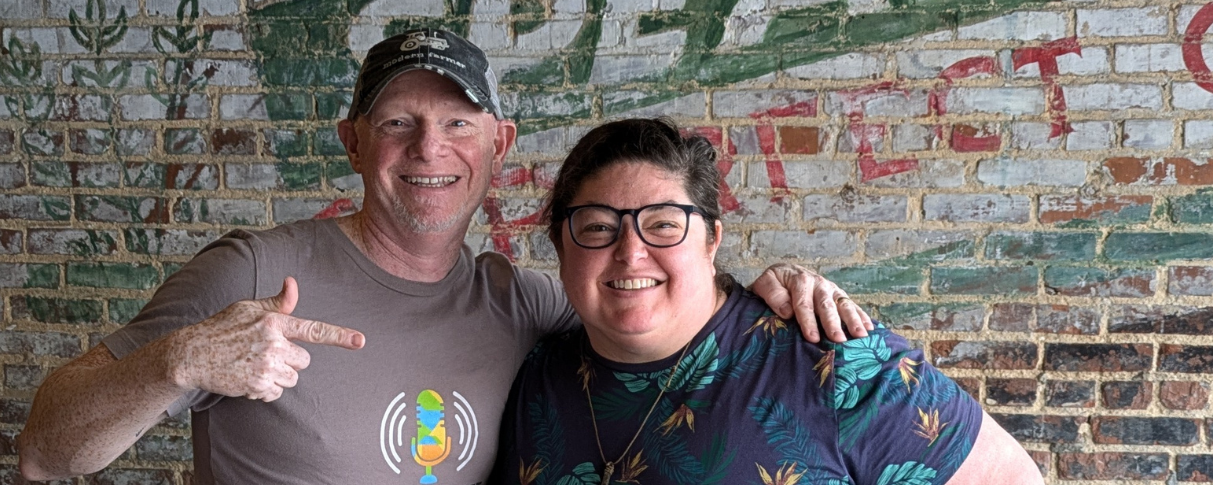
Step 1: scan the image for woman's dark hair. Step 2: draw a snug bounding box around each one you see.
[545,117,722,246]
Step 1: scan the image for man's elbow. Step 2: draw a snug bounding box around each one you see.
[16,433,103,481]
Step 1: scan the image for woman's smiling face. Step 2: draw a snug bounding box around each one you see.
[556,161,723,363]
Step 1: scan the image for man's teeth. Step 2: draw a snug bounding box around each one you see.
[404,176,457,187]
[608,278,658,290]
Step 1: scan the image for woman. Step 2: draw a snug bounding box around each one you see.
[494,118,1041,485]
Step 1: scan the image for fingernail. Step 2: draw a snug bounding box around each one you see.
[352,334,365,348]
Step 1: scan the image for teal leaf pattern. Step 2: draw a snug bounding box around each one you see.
[749,397,823,482]
[699,433,738,485]
[875,461,937,485]
[643,417,707,485]
[528,395,566,485]
[554,462,601,485]
[660,333,720,392]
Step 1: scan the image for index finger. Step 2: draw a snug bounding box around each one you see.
[279,316,365,350]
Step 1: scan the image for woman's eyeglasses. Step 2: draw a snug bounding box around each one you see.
[564,203,705,249]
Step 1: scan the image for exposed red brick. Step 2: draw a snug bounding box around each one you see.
[1028,450,1052,478]
[1102,381,1152,409]
[953,377,981,400]
[1104,157,1150,183]
[989,303,1032,332]
[1104,157,1213,185]
[1058,452,1169,480]
[778,126,821,155]
[1038,195,1152,224]
[1160,381,1209,410]
[951,123,1000,152]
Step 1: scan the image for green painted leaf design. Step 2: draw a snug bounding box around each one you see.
[875,461,937,485]
[660,333,720,392]
[554,462,601,485]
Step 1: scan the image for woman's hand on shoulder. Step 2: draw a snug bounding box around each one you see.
[749,263,874,343]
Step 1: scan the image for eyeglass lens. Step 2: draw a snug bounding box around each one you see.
[569,205,691,248]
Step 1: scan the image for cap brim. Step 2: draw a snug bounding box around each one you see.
[356,64,503,120]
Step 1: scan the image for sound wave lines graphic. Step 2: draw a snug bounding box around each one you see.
[380,391,480,479]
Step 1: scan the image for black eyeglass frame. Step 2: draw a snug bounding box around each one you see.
[562,203,706,249]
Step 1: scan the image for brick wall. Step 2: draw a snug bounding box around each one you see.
[2,0,1213,482]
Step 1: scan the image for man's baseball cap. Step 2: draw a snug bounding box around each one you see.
[347,28,504,120]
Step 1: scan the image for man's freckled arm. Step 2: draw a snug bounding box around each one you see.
[18,339,190,480]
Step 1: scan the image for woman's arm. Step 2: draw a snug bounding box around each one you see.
[946,411,1044,485]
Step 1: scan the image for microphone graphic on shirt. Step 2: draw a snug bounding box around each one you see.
[411,390,451,484]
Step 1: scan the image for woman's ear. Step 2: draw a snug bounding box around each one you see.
[708,220,723,264]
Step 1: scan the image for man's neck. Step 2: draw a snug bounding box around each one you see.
[335,212,465,283]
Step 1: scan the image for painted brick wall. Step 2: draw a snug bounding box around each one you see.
[3,0,1213,482]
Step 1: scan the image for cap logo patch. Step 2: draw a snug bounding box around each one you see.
[400,32,449,51]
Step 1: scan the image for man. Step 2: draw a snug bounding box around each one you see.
[17,28,871,483]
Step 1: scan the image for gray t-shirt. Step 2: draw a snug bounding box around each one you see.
[102,218,578,484]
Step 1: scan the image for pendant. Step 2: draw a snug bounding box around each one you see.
[600,462,614,485]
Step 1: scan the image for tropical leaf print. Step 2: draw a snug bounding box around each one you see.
[615,371,657,393]
[720,332,790,380]
[878,362,958,409]
[554,462,602,485]
[912,407,949,446]
[592,386,658,422]
[699,433,737,485]
[837,397,879,453]
[831,334,893,410]
[756,462,806,485]
[749,396,829,483]
[642,422,707,484]
[875,461,937,485]
[746,313,788,337]
[617,451,649,484]
[527,395,566,485]
[660,333,720,392]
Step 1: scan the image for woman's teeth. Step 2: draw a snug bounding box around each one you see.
[404,176,457,187]
[608,278,658,290]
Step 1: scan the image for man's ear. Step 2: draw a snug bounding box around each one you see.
[337,118,362,173]
[492,119,517,173]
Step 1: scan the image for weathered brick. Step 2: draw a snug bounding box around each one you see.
[866,231,975,264]
[1058,452,1169,480]
[316,91,352,120]
[501,91,591,120]
[778,126,822,155]
[124,229,220,256]
[0,331,81,358]
[719,194,791,224]
[752,230,856,259]
[5,364,48,389]
[989,303,1032,333]
[1186,121,1213,149]
[1112,305,1213,335]
[1044,343,1152,372]
[326,160,362,191]
[1066,121,1115,151]
[604,91,705,118]
[1009,122,1062,150]
[273,198,362,224]
[1044,266,1155,298]
[134,434,193,461]
[954,377,981,401]
[985,378,1036,406]
[1160,381,1209,410]
[821,265,924,295]
[984,232,1097,261]
[76,195,171,223]
[976,157,1086,187]
[67,262,160,289]
[120,94,209,120]
[1046,380,1094,408]
[1014,47,1109,78]
[0,162,26,189]
[1038,195,1152,227]
[1123,119,1173,149]
[0,230,22,254]
[1064,84,1163,111]
[1116,44,1186,73]
[11,296,104,324]
[31,161,122,188]
[164,128,207,154]
[749,161,850,190]
[1102,381,1152,409]
[0,263,59,288]
[28,229,118,256]
[1160,344,1213,373]
[109,298,148,325]
[1171,190,1213,224]
[877,303,982,332]
[227,163,321,191]
[950,123,1000,152]
[958,11,1065,41]
[1170,266,1213,296]
[896,49,992,79]
[22,128,65,156]
[212,129,257,155]
[116,128,155,156]
[69,128,113,155]
[931,341,1037,369]
[168,59,258,87]
[1077,7,1169,37]
[890,124,939,152]
[1105,232,1213,262]
[0,129,14,154]
[174,198,267,225]
[264,129,309,157]
[713,90,816,118]
[0,195,71,221]
[992,414,1082,444]
[943,87,1044,115]
[1174,82,1213,110]
[803,194,905,223]
[313,128,345,156]
[1037,305,1101,335]
[0,397,31,424]
[864,159,965,188]
[1093,416,1199,445]
[1178,455,1213,482]
[930,266,1037,295]
[786,52,884,80]
[221,94,270,120]
[923,194,1030,223]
